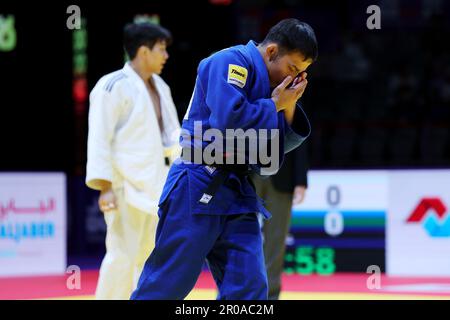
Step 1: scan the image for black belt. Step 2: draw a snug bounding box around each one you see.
[181,148,254,205]
[180,148,251,175]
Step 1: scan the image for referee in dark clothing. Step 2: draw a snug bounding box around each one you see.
[253,142,308,300]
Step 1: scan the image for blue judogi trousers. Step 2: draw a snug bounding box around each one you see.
[130,170,268,300]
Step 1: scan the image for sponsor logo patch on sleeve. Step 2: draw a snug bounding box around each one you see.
[227,64,248,88]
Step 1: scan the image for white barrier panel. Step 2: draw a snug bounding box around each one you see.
[387,170,450,277]
[0,173,66,277]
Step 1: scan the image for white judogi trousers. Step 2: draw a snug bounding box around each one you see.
[95,187,158,300]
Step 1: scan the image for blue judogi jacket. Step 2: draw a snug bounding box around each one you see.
[160,40,311,219]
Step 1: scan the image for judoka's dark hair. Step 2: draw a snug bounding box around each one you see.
[262,19,318,62]
[123,22,172,59]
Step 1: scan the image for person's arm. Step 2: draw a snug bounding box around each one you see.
[292,141,308,205]
[283,101,311,154]
[85,83,124,191]
[283,73,311,153]
[201,52,278,132]
[293,140,308,187]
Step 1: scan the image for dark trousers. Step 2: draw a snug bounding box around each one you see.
[254,176,293,300]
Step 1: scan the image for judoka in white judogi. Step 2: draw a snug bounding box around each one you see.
[86,59,180,299]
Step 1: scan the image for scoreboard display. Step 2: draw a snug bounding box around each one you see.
[285,170,388,274]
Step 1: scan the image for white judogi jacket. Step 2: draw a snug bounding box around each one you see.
[86,63,181,215]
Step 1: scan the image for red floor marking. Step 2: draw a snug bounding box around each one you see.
[1,271,449,299]
[195,272,450,296]
[280,273,450,297]
[0,270,98,300]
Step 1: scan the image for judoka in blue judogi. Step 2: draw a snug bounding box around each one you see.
[131,19,318,300]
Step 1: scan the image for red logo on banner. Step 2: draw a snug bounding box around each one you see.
[0,199,55,220]
[406,198,447,222]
